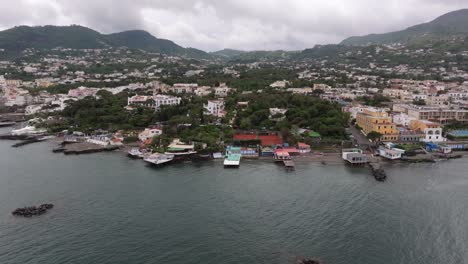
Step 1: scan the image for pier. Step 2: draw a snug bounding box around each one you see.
[0,122,16,127]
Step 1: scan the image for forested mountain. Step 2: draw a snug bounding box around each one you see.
[341,9,468,49]
[0,25,210,59]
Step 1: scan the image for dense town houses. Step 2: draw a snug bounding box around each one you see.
[393,104,468,124]
[0,40,467,151]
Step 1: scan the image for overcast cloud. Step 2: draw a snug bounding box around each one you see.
[0,0,467,51]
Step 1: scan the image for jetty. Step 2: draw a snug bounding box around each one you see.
[0,134,32,140]
[11,138,43,148]
[12,204,54,217]
[63,142,119,155]
[0,121,16,127]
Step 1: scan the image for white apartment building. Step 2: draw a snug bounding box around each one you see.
[204,100,225,117]
[138,127,163,142]
[171,83,198,94]
[127,95,154,108]
[392,113,416,127]
[214,84,233,97]
[154,95,181,110]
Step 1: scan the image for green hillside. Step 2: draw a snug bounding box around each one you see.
[341,9,468,49]
[0,25,210,59]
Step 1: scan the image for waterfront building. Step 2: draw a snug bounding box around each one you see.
[356,108,399,142]
[378,143,405,160]
[342,149,368,164]
[398,128,424,143]
[297,143,311,154]
[233,134,283,147]
[409,120,446,143]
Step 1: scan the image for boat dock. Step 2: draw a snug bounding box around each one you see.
[0,122,16,127]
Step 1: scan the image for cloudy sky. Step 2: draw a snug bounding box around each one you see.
[0,0,467,51]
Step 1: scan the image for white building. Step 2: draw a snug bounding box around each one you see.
[195,86,212,97]
[204,100,225,117]
[378,143,405,160]
[127,95,154,108]
[68,87,99,99]
[214,84,233,97]
[269,108,288,121]
[171,83,197,94]
[154,95,182,110]
[392,113,416,127]
[270,80,290,88]
[138,127,163,142]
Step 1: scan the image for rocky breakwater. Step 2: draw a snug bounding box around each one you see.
[369,162,387,182]
[12,204,54,217]
[63,142,119,155]
[297,259,322,264]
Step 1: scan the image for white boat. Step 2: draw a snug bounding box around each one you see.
[224,154,241,167]
[11,126,47,136]
[144,153,175,166]
[164,150,197,156]
[127,148,143,158]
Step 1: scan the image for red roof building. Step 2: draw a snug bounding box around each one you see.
[233,134,283,146]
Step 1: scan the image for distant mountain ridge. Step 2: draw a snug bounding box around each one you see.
[0,25,210,59]
[341,9,468,47]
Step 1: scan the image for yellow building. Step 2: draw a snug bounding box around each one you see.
[356,108,399,142]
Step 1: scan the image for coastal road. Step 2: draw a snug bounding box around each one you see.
[349,125,372,149]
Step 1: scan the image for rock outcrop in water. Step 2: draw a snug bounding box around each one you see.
[369,163,387,182]
[297,259,322,264]
[12,204,54,217]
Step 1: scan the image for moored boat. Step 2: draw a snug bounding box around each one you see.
[144,153,175,166]
[224,146,242,168]
[127,148,143,159]
[273,150,291,162]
